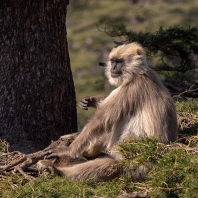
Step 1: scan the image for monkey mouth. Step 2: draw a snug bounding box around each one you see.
[111,73,121,78]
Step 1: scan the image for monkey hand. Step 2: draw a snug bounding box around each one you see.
[78,96,98,110]
[60,132,80,146]
[44,146,70,159]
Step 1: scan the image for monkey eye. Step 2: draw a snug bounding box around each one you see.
[110,59,123,64]
[110,59,115,64]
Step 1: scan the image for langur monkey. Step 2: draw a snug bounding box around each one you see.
[38,43,178,181]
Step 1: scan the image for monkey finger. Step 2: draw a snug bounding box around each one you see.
[78,105,88,110]
[43,149,59,158]
[43,149,53,156]
[78,101,88,107]
[81,98,89,103]
[78,102,88,110]
[45,153,58,159]
[84,96,91,100]
[89,96,96,101]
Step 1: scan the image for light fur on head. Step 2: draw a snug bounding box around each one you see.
[105,43,149,86]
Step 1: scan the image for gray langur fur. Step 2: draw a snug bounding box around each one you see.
[37,43,178,181]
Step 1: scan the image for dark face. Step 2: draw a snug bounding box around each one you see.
[110,58,124,78]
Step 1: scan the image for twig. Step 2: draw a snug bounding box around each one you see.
[0,156,26,171]
[14,166,34,180]
[0,138,63,176]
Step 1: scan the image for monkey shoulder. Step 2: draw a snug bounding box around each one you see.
[98,87,122,107]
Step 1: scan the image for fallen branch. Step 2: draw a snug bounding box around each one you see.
[163,79,198,99]
[0,138,64,179]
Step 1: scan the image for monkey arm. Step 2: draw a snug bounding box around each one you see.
[44,119,108,159]
[78,95,106,110]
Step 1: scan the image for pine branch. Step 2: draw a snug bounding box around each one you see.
[99,24,198,76]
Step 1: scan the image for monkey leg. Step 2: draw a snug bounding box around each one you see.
[37,156,87,176]
[37,158,149,182]
[57,157,119,181]
[38,158,120,181]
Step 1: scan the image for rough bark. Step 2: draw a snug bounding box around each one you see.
[0,0,77,153]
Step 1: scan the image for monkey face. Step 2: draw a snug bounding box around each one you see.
[110,59,124,78]
[105,43,149,87]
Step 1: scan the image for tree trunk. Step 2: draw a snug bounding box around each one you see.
[0,0,77,153]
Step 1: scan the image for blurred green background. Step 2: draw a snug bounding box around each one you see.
[66,0,198,129]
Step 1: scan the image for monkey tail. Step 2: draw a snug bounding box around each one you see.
[58,158,119,181]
